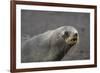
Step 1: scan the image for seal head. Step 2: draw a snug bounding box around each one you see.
[57,26,79,46]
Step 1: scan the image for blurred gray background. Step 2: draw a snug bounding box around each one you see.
[21,9,90,61]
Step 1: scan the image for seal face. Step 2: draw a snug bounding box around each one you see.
[63,31,78,46]
[57,26,79,46]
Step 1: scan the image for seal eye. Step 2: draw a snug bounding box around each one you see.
[64,31,69,36]
[62,31,69,39]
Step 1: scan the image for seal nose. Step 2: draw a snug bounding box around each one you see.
[74,33,78,37]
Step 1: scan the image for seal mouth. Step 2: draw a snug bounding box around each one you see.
[65,37,78,45]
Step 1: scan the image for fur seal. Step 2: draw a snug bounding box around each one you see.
[21,26,79,63]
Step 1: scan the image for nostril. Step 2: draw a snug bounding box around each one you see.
[74,33,78,37]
